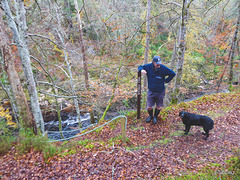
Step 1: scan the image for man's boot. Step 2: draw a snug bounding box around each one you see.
[146,109,153,123]
[153,108,161,124]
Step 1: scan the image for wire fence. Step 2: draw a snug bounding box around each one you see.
[45,115,127,143]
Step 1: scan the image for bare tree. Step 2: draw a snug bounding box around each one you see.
[171,0,193,104]
[1,0,44,133]
[74,0,89,90]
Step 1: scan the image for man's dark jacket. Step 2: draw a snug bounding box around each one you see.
[138,63,176,92]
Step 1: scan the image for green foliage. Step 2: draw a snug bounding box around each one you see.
[126,110,137,118]
[94,126,103,134]
[141,91,147,109]
[42,143,60,161]
[130,126,144,131]
[109,118,121,130]
[85,144,95,149]
[0,106,16,128]
[59,148,76,157]
[108,135,129,146]
[0,132,16,155]
[135,45,145,57]
[151,45,173,62]
[171,170,234,180]
[227,153,240,176]
[166,150,240,180]
[169,161,238,180]
[152,138,173,145]
[161,106,173,121]
[0,107,17,155]
[169,130,184,137]
[228,84,234,92]
[78,139,94,148]
[181,53,203,89]
[123,99,129,108]
[119,109,137,117]
[12,128,61,160]
[177,102,190,109]
[150,32,172,60]
[17,129,46,153]
[195,95,218,104]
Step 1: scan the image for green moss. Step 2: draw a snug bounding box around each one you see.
[130,125,144,131]
[228,85,234,92]
[155,138,174,145]
[177,102,190,109]
[60,149,76,157]
[85,144,95,149]
[78,139,93,146]
[108,119,119,130]
[170,130,185,137]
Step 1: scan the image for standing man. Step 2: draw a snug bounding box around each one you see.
[138,56,176,124]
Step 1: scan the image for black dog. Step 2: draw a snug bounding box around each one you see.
[179,111,214,140]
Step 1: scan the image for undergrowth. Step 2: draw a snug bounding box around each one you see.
[0,106,17,155]
[168,156,240,180]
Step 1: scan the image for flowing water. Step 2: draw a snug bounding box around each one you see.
[44,113,95,140]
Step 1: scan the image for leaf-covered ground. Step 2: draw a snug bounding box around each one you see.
[0,92,240,179]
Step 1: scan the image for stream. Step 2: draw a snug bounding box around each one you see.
[44,113,96,141]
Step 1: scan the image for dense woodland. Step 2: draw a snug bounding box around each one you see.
[0,0,240,179]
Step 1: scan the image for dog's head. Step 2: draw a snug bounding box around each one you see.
[179,111,188,119]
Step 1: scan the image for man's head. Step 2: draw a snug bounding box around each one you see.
[152,56,162,68]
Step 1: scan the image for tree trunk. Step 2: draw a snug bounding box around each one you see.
[143,0,151,88]
[0,11,37,133]
[171,0,191,104]
[217,2,239,92]
[1,0,44,133]
[64,0,73,28]
[54,2,82,129]
[100,58,122,122]
[74,0,89,90]
[3,47,37,133]
[0,49,19,127]
[229,3,240,85]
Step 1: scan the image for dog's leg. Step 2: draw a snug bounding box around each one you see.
[184,125,190,135]
[203,130,209,140]
[184,126,187,132]
[183,125,187,132]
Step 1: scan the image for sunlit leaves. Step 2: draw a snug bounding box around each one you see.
[0,105,15,127]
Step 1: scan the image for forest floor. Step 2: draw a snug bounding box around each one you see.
[0,90,240,179]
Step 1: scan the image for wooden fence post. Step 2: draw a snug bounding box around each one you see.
[121,117,126,143]
[137,71,141,119]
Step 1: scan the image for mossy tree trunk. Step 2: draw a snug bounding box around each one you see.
[171,0,192,104]
[2,0,44,133]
